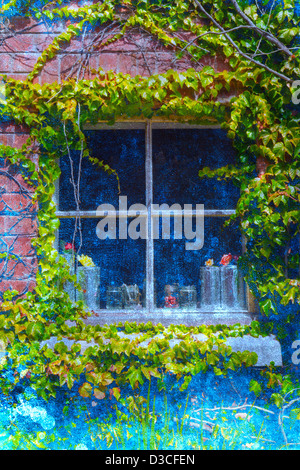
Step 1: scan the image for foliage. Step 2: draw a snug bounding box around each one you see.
[0,0,299,402]
[0,316,263,400]
[3,372,300,450]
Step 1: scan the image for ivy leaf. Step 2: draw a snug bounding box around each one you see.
[126,366,144,389]
[26,321,45,341]
[271,393,284,408]
[78,382,93,398]
[260,298,274,316]
[249,380,262,397]
[94,388,105,400]
[110,387,121,401]
[54,342,69,355]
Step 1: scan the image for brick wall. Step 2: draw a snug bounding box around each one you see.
[0,12,236,297]
[0,122,38,298]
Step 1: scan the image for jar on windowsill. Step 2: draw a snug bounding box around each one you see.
[164,284,179,308]
[200,266,221,311]
[62,252,76,303]
[106,286,123,310]
[179,285,197,310]
[122,284,142,310]
[77,266,101,311]
[220,265,246,311]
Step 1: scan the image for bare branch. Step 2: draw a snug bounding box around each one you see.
[229,0,293,57]
[193,0,293,83]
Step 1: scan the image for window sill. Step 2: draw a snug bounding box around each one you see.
[83,310,258,327]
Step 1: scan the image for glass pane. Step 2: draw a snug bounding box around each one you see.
[152,128,240,209]
[58,218,146,310]
[59,129,146,211]
[154,216,247,311]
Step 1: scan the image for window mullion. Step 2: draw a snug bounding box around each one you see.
[145,120,155,313]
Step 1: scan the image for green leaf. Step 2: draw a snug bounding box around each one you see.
[54,342,69,355]
[249,379,262,397]
[126,366,144,389]
[26,321,45,341]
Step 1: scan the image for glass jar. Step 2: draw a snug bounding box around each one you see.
[164,284,179,308]
[122,284,141,309]
[200,266,221,311]
[63,252,76,302]
[179,285,197,310]
[220,265,246,311]
[106,286,123,310]
[76,266,100,311]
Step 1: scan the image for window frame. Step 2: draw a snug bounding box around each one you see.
[55,119,258,326]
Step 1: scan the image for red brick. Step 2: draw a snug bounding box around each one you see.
[155,51,177,74]
[0,216,37,236]
[39,57,60,84]
[3,256,38,279]
[34,33,62,53]
[100,33,161,53]
[10,16,43,33]
[214,54,232,73]
[136,52,157,77]
[9,172,37,194]
[0,171,35,194]
[2,34,36,54]
[0,134,14,147]
[0,193,35,213]
[0,174,12,193]
[117,53,140,76]
[175,29,198,43]
[0,278,36,297]
[9,16,34,31]
[12,53,39,73]
[60,53,80,80]
[9,16,59,34]
[172,56,202,72]
[0,172,21,193]
[0,236,36,256]
[13,133,31,149]
[98,52,119,73]
[59,37,83,53]
[0,53,13,73]
[0,123,30,134]
[4,73,29,82]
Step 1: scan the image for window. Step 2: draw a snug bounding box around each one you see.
[56,121,255,324]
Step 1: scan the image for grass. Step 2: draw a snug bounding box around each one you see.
[1,370,300,450]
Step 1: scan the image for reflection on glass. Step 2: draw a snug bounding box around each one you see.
[153,129,240,209]
[200,265,247,311]
[59,129,146,211]
[154,216,243,310]
[106,286,123,310]
[200,267,221,311]
[179,285,197,310]
[122,284,142,310]
[58,218,146,309]
[220,265,246,311]
[77,266,101,310]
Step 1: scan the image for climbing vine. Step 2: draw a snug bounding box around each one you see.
[0,0,299,401]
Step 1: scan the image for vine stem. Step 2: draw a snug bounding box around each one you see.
[193,0,294,83]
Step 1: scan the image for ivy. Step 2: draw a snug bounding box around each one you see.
[0,0,299,399]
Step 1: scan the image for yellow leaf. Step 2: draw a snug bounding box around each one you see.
[94,388,105,400]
